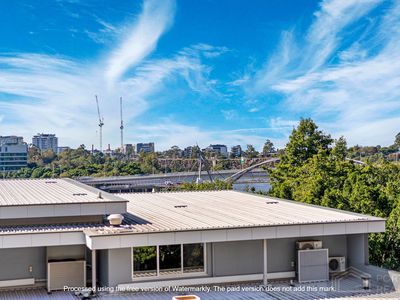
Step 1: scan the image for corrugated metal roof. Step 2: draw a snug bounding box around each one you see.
[0,178,127,206]
[0,222,106,234]
[99,190,384,234]
[0,189,383,236]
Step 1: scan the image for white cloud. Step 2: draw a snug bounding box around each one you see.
[243,0,400,146]
[221,109,238,120]
[0,1,223,150]
[105,0,175,84]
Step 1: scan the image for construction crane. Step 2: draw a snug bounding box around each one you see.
[95,95,104,152]
[120,97,124,154]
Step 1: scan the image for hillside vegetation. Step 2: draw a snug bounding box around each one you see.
[269,119,400,270]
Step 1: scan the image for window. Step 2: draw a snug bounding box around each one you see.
[159,244,181,275]
[132,243,205,279]
[183,243,204,273]
[132,246,157,278]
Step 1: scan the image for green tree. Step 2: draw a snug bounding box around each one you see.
[244,144,259,159]
[395,132,400,149]
[269,118,400,270]
[332,136,347,160]
[262,139,275,156]
[283,118,333,166]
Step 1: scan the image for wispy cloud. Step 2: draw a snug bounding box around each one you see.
[105,0,175,84]
[0,0,223,149]
[242,0,400,146]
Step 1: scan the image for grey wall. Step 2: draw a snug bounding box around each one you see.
[97,248,132,287]
[102,245,214,287]
[347,233,368,266]
[206,243,213,276]
[212,235,347,276]
[98,235,351,286]
[267,235,347,273]
[107,248,132,287]
[267,238,295,273]
[98,250,109,287]
[0,247,46,281]
[47,245,85,261]
[213,240,263,276]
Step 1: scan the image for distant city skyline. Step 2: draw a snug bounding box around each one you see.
[0,0,399,150]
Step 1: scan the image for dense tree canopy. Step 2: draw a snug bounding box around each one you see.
[269,119,400,270]
[262,139,275,156]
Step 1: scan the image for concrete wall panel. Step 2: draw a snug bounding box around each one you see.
[107,248,132,287]
[175,231,202,244]
[251,227,277,239]
[213,240,263,276]
[202,230,227,242]
[227,228,252,241]
[54,204,81,216]
[0,247,46,281]
[277,226,300,238]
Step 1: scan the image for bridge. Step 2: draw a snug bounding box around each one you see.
[79,168,270,193]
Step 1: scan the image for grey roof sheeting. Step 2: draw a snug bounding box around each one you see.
[82,190,384,235]
[0,222,107,235]
[0,191,384,235]
[0,178,127,206]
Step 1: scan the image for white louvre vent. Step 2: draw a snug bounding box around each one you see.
[298,249,329,283]
[47,260,86,292]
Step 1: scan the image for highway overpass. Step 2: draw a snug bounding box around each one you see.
[79,169,269,193]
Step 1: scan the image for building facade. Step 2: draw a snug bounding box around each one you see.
[57,146,70,154]
[230,145,242,157]
[204,144,228,157]
[183,146,199,158]
[136,143,155,154]
[0,136,28,171]
[32,133,58,153]
[0,182,389,294]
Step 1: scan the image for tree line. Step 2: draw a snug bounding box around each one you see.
[269,119,400,271]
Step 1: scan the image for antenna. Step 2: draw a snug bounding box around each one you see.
[95,95,104,152]
[120,97,124,154]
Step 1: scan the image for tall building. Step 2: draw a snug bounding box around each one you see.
[136,142,155,154]
[123,144,134,155]
[205,144,228,157]
[32,133,58,153]
[230,145,242,157]
[0,136,28,171]
[183,146,199,158]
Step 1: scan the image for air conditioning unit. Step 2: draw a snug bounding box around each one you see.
[296,240,322,250]
[329,256,346,273]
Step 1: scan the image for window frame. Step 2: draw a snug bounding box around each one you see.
[132,243,207,281]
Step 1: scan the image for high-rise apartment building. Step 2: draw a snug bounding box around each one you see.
[32,133,58,153]
[136,142,155,154]
[0,136,28,171]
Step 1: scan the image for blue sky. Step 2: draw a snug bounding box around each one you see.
[0,0,399,151]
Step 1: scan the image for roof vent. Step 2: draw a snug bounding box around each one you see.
[266,201,279,204]
[98,192,103,199]
[107,214,124,226]
[174,205,188,208]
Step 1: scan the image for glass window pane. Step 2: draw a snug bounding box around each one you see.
[133,246,157,278]
[159,244,181,275]
[183,243,204,273]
